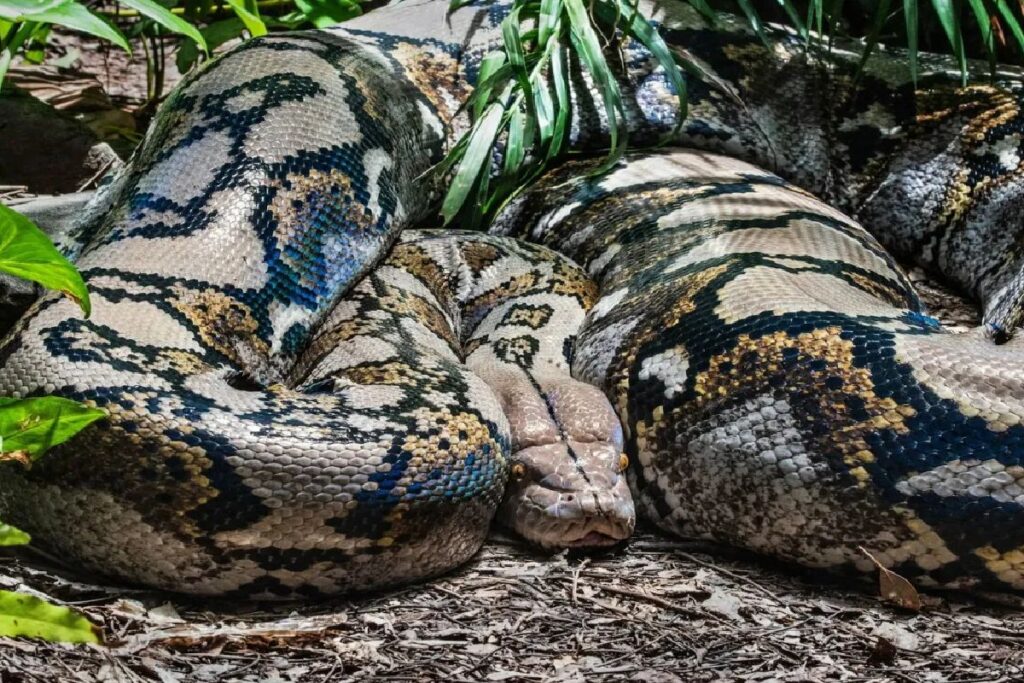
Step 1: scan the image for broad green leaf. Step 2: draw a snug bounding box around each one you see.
[904,0,918,83]
[0,20,35,84]
[176,17,245,72]
[0,590,99,644]
[441,100,505,223]
[0,522,29,546]
[294,0,361,28]
[225,0,267,37]
[0,204,90,316]
[0,0,67,20]
[0,396,106,460]
[538,0,560,43]
[2,1,129,52]
[118,0,207,52]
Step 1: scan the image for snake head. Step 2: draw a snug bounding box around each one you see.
[495,380,635,550]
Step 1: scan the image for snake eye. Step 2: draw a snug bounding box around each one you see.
[618,453,629,472]
[511,462,527,480]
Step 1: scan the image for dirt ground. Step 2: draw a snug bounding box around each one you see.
[0,269,1020,682]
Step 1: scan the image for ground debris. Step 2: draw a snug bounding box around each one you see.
[0,530,1021,682]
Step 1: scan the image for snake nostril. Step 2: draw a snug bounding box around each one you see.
[226,371,265,392]
[565,494,575,502]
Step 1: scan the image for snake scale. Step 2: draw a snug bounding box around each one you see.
[1,0,1024,596]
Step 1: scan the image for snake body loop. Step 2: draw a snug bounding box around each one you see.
[1,0,1024,594]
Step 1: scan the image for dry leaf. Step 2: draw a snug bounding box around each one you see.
[0,450,32,469]
[867,636,897,665]
[859,546,922,611]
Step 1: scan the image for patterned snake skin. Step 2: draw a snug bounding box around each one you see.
[2,0,1024,595]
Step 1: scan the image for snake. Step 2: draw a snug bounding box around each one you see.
[1,0,1024,596]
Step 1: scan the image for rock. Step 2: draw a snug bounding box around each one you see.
[0,86,120,193]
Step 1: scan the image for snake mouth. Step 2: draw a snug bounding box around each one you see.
[565,530,621,548]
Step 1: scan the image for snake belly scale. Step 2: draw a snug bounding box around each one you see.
[0,0,1023,594]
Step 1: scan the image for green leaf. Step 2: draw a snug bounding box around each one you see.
[294,0,361,28]
[118,0,206,51]
[0,396,105,460]
[903,0,918,83]
[225,0,267,37]
[441,100,505,223]
[964,0,995,69]
[930,0,967,83]
[502,6,534,114]
[994,0,1024,55]
[598,0,688,132]
[503,105,527,176]
[1,0,128,52]
[176,17,244,72]
[0,590,99,644]
[0,20,35,85]
[777,0,807,38]
[0,204,90,316]
[547,36,570,159]
[856,0,892,78]
[473,51,507,120]
[0,0,67,20]
[0,521,29,546]
[565,0,627,171]
[685,0,719,25]
[735,0,770,46]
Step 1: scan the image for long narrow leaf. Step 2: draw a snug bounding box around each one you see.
[441,101,505,223]
[565,0,627,171]
[118,0,207,51]
[856,0,893,78]
[995,0,1024,54]
[736,0,770,46]
[904,0,919,83]
[964,0,995,70]
[931,0,968,82]
[8,1,128,52]
[597,0,688,130]
[225,0,267,37]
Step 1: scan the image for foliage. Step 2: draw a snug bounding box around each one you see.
[0,206,105,644]
[0,0,205,85]
[437,0,690,226]
[0,204,90,316]
[0,589,100,643]
[0,396,106,462]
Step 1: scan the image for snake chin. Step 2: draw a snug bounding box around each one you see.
[498,478,636,551]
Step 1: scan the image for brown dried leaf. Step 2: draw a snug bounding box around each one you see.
[859,546,922,611]
[0,450,32,469]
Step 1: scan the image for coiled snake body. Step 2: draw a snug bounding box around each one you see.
[2,0,1024,595]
